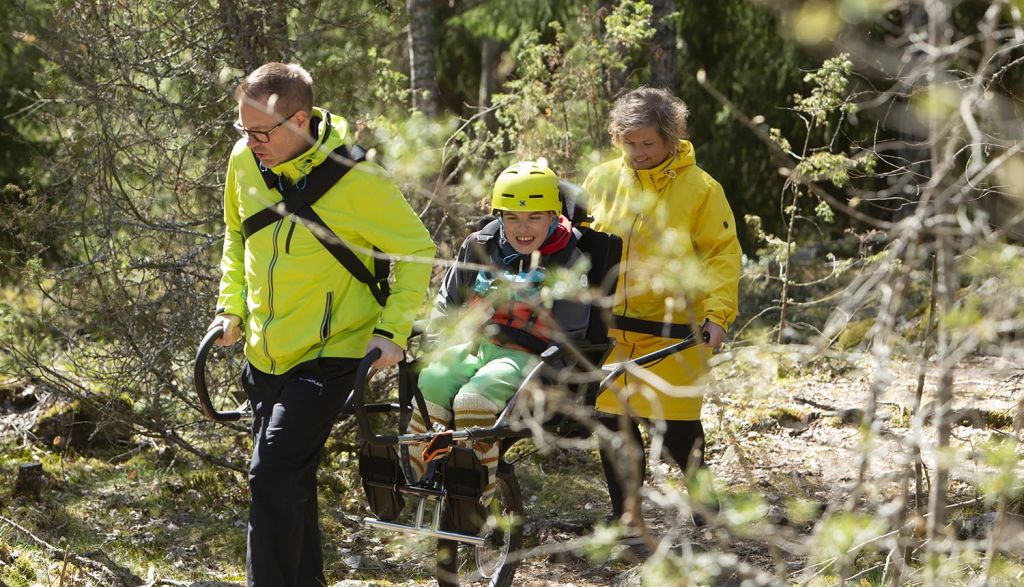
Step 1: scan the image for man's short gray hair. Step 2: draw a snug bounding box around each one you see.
[608,87,689,146]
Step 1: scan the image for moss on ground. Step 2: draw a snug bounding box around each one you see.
[0,441,249,585]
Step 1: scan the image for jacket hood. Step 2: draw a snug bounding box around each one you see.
[628,140,697,193]
[271,107,350,180]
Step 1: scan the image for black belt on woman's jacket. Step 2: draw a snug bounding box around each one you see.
[611,314,694,340]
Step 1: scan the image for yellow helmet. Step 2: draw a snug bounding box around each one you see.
[491,161,561,213]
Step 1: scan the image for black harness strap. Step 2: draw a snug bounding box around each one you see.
[611,314,694,340]
[294,205,391,306]
[396,358,432,483]
[570,225,694,341]
[397,360,431,432]
[491,323,550,355]
[239,143,391,306]
[241,143,366,238]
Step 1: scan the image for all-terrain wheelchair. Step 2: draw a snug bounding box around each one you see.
[351,219,626,587]
[193,196,702,586]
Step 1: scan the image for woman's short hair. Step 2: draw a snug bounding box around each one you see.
[608,87,689,145]
[234,62,314,118]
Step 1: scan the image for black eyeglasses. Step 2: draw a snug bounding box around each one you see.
[233,111,297,144]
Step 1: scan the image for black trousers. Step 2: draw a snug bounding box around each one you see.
[597,414,706,519]
[241,357,358,587]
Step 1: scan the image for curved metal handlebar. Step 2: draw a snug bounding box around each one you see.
[349,348,402,446]
[599,334,700,390]
[351,347,382,402]
[193,326,249,422]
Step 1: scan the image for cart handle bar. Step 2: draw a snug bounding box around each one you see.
[193,326,250,422]
[599,334,700,391]
[351,347,403,446]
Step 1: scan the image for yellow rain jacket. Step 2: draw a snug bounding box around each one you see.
[582,140,741,420]
[216,108,436,374]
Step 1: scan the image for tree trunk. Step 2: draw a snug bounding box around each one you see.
[647,0,677,89]
[926,205,955,576]
[479,36,500,131]
[598,0,629,100]
[407,0,441,116]
[218,0,290,73]
[923,4,955,581]
[263,1,291,62]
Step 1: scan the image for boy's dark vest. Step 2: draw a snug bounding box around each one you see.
[468,219,580,354]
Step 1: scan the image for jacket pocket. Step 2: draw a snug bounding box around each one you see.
[285,218,297,253]
[320,291,334,342]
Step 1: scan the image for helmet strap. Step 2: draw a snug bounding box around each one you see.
[497,214,507,246]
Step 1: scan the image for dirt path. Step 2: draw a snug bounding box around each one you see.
[3,355,1019,586]
[460,354,1024,586]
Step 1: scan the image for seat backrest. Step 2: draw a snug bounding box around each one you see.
[539,226,622,430]
[574,227,622,345]
[558,179,593,226]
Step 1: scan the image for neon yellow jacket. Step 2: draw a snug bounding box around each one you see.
[582,140,741,420]
[216,108,436,374]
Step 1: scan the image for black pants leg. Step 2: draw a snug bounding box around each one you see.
[598,414,645,519]
[652,419,706,472]
[598,414,706,520]
[242,358,358,587]
[297,462,323,582]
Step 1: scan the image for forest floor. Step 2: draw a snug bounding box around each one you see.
[1,352,1022,586]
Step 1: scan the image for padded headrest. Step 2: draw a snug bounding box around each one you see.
[558,180,593,226]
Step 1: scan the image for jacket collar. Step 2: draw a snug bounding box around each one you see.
[626,140,697,192]
[270,107,348,180]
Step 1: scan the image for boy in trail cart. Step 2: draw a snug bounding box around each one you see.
[407,160,592,507]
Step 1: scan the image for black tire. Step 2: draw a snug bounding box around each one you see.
[436,467,524,587]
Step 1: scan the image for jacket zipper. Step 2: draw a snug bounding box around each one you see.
[622,169,670,326]
[622,169,646,323]
[261,219,285,372]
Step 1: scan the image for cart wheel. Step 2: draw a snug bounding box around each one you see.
[436,467,523,587]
